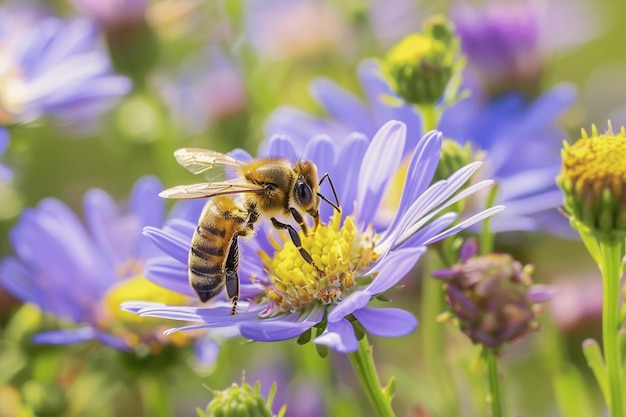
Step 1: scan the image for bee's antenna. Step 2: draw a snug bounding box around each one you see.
[318,173,341,213]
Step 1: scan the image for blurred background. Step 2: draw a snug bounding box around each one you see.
[0,0,625,416]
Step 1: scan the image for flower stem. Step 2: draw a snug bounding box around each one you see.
[485,347,504,417]
[138,375,171,417]
[348,336,396,417]
[416,104,439,133]
[479,184,499,255]
[599,240,624,417]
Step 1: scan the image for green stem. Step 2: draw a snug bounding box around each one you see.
[416,104,439,133]
[599,240,624,417]
[421,248,461,416]
[485,348,503,417]
[138,375,170,417]
[479,184,499,255]
[347,336,396,417]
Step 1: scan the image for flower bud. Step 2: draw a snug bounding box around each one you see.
[382,16,460,106]
[205,381,282,417]
[557,123,626,242]
[433,239,552,348]
[433,139,475,184]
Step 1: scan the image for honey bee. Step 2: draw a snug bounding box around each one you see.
[159,148,340,314]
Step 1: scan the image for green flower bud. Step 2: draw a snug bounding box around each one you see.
[21,381,67,417]
[205,381,284,417]
[382,16,460,106]
[557,123,626,242]
[433,139,476,183]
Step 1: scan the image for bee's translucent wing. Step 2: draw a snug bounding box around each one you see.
[173,148,244,175]
[159,180,265,199]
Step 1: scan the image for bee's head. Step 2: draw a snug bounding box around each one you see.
[293,160,320,228]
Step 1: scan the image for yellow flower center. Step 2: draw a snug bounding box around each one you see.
[558,124,626,238]
[385,34,443,64]
[559,132,626,204]
[0,44,28,124]
[101,273,190,348]
[260,212,379,313]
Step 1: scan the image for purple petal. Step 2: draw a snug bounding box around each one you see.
[143,226,190,264]
[313,319,358,353]
[264,106,347,150]
[365,246,426,295]
[194,337,221,368]
[265,134,297,160]
[304,135,337,221]
[357,60,422,149]
[239,317,318,342]
[145,257,194,297]
[335,133,369,215]
[423,206,506,245]
[84,188,137,265]
[0,127,9,153]
[392,130,442,219]
[460,238,478,261]
[311,77,375,134]
[353,307,417,337]
[33,326,129,350]
[129,176,165,230]
[527,284,557,303]
[327,291,372,323]
[33,327,98,344]
[355,121,406,224]
[391,213,457,252]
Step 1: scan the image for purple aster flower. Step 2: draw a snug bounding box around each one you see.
[265,59,576,235]
[452,0,599,96]
[124,120,503,353]
[0,176,213,355]
[0,3,131,130]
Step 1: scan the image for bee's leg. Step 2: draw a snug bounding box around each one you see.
[271,217,323,275]
[224,236,240,315]
[288,207,309,236]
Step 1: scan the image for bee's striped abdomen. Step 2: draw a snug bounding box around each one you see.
[188,197,249,303]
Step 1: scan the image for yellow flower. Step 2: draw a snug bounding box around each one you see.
[557,123,626,241]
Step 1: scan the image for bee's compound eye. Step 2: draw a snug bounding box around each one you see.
[296,181,313,206]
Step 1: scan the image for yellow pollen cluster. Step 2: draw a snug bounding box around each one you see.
[260,213,379,313]
[560,133,626,202]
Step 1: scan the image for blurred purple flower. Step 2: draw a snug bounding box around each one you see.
[159,47,247,134]
[265,59,576,235]
[549,275,602,332]
[124,121,503,353]
[244,0,349,60]
[0,177,212,354]
[0,3,131,130]
[70,0,148,28]
[452,0,599,96]
[367,0,424,46]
